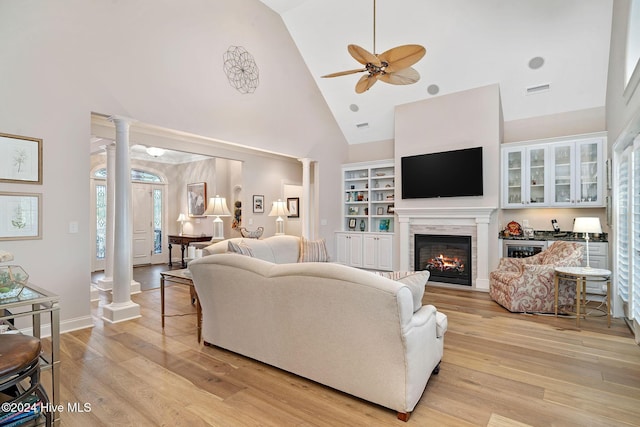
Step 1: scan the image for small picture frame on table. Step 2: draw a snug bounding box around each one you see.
[348,218,357,230]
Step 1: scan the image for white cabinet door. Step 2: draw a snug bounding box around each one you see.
[502,146,549,208]
[335,233,349,265]
[335,232,363,268]
[550,142,576,207]
[575,139,604,207]
[362,234,378,270]
[363,234,393,271]
[349,234,363,268]
[376,234,394,271]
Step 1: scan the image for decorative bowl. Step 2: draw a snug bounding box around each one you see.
[239,226,264,239]
[0,265,28,299]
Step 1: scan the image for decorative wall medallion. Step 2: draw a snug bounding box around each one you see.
[223,46,259,94]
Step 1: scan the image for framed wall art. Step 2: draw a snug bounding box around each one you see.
[187,182,207,217]
[0,132,42,184]
[0,192,42,241]
[287,197,299,218]
[253,195,264,213]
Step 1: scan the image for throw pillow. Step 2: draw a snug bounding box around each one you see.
[227,240,254,257]
[298,237,330,262]
[375,271,429,312]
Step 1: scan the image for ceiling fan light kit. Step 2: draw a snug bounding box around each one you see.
[322,0,426,93]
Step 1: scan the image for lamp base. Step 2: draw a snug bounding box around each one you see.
[212,216,225,240]
[275,217,285,235]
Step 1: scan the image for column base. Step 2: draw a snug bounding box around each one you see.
[95,277,113,291]
[102,301,141,324]
[95,278,140,295]
[90,284,100,302]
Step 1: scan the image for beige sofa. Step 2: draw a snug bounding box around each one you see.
[190,236,447,421]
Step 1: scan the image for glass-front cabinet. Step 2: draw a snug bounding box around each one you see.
[502,146,548,208]
[502,133,605,209]
[549,137,604,207]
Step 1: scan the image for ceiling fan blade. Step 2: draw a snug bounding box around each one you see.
[355,74,378,93]
[378,67,421,85]
[348,44,381,67]
[321,68,367,78]
[378,44,426,73]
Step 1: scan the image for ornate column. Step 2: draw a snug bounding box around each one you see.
[299,158,312,238]
[96,144,115,291]
[102,116,141,323]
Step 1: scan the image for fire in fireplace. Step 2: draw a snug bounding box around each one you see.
[414,234,472,286]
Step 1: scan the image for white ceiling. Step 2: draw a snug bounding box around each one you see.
[259,0,613,145]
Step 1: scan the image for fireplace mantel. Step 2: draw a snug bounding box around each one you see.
[395,206,496,290]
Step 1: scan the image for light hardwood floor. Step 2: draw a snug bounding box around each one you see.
[51,270,640,426]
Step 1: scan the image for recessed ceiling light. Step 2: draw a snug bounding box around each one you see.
[528,56,545,70]
[349,104,359,112]
[427,84,440,95]
[146,147,166,157]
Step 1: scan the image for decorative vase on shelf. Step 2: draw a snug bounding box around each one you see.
[359,219,365,231]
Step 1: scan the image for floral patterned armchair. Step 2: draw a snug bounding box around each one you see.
[489,241,584,313]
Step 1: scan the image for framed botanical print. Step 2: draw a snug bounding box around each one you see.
[253,195,264,213]
[287,197,299,218]
[0,132,42,184]
[0,192,42,240]
[187,182,207,217]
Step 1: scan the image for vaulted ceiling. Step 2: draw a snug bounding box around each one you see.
[259,0,613,145]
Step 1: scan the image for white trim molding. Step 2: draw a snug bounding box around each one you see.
[395,207,496,291]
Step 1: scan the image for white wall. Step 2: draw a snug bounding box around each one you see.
[0,0,347,331]
[394,84,502,270]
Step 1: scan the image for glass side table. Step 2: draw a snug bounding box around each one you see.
[0,283,60,426]
[554,266,611,328]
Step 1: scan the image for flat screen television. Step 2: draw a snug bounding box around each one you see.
[401,147,483,199]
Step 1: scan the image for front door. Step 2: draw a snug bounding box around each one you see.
[132,183,152,265]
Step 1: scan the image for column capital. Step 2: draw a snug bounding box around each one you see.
[108,115,137,126]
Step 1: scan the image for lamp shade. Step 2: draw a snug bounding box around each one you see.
[573,217,602,234]
[176,213,187,222]
[203,196,231,217]
[268,199,290,217]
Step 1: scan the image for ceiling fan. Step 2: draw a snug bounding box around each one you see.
[321,0,426,93]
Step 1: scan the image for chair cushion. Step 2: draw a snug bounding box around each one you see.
[375,270,429,313]
[298,237,330,262]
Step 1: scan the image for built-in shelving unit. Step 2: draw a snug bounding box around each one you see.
[337,160,395,271]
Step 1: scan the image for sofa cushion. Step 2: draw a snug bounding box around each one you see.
[375,271,429,313]
[298,237,330,263]
[228,240,254,257]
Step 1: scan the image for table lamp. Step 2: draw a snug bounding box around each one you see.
[573,217,602,268]
[268,199,290,235]
[203,195,231,239]
[176,213,187,236]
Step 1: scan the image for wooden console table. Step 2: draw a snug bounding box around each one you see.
[168,234,211,268]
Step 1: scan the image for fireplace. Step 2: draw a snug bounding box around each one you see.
[414,234,472,286]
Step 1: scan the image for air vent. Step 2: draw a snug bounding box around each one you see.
[356,122,369,129]
[526,83,551,94]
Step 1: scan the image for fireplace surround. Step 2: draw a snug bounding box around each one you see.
[396,207,496,290]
